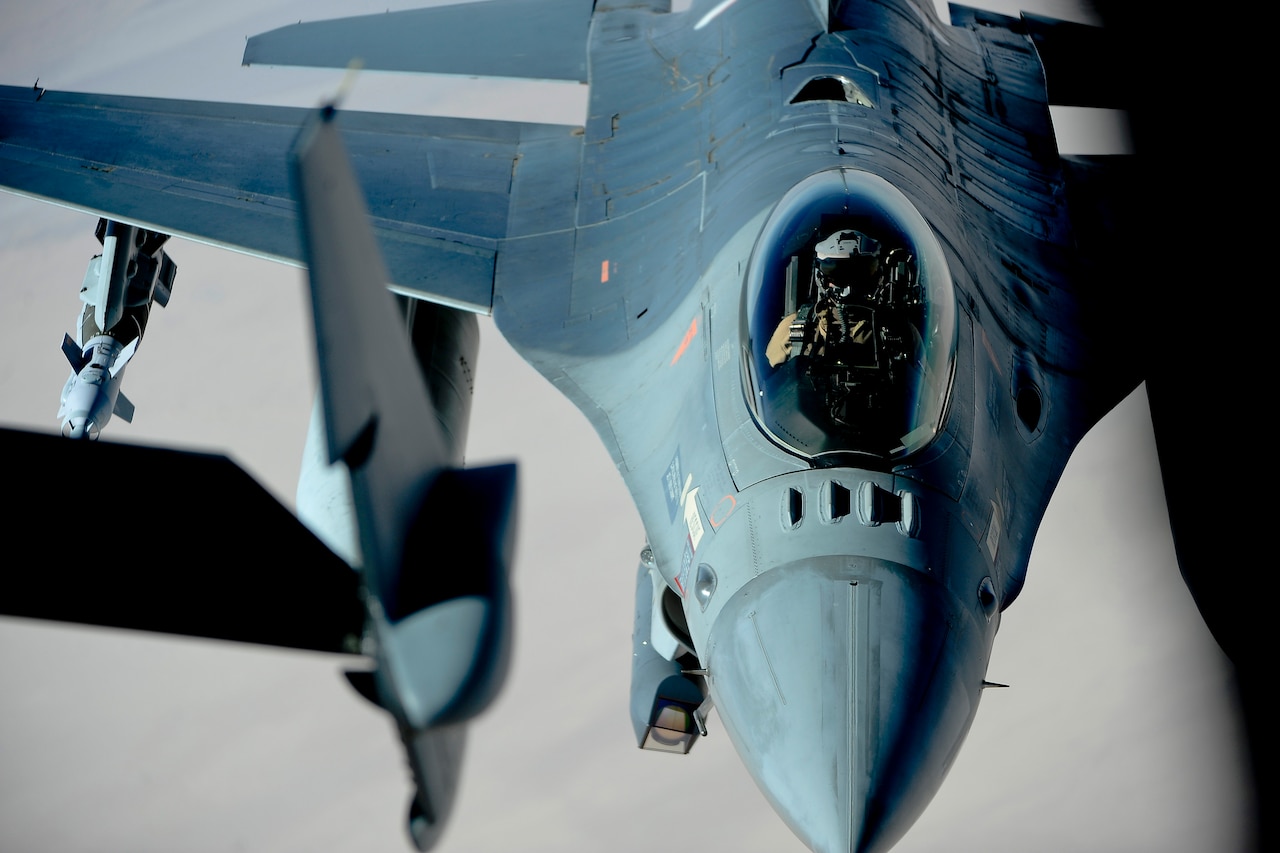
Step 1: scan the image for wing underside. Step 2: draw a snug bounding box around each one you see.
[0,85,582,313]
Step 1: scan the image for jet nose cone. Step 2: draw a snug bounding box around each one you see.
[61,415,99,440]
[705,558,985,853]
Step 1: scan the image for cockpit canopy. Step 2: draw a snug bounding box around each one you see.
[744,169,956,460]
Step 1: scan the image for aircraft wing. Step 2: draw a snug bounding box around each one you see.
[0,84,581,313]
[243,0,593,82]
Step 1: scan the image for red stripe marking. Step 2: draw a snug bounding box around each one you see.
[670,316,698,366]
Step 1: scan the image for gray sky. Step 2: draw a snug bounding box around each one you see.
[0,2,1252,852]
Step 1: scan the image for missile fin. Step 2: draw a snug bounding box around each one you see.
[113,391,135,423]
[79,256,103,305]
[110,338,139,376]
[153,253,177,307]
[61,333,88,371]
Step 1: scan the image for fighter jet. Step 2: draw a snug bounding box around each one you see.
[0,1,1263,852]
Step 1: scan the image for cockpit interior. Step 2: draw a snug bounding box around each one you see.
[744,170,956,461]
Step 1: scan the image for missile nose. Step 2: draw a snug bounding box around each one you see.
[61,416,100,440]
[705,558,984,853]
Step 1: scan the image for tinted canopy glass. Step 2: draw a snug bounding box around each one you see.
[744,169,956,460]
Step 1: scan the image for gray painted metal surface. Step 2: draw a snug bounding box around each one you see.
[0,87,581,311]
[244,0,595,82]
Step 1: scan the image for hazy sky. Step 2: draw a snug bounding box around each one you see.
[0,2,1252,852]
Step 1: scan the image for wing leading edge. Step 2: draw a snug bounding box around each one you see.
[0,85,582,313]
[244,0,595,82]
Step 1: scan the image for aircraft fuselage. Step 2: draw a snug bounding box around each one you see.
[494,2,1115,850]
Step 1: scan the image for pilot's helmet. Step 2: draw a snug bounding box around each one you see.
[815,230,875,290]
[815,230,863,261]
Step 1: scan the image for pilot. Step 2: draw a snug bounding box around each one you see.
[766,229,879,367]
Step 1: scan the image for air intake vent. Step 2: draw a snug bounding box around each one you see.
[858,482,901,527]
[783,487,804,529]
[826,481,851,521]
[790,75,874,107]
